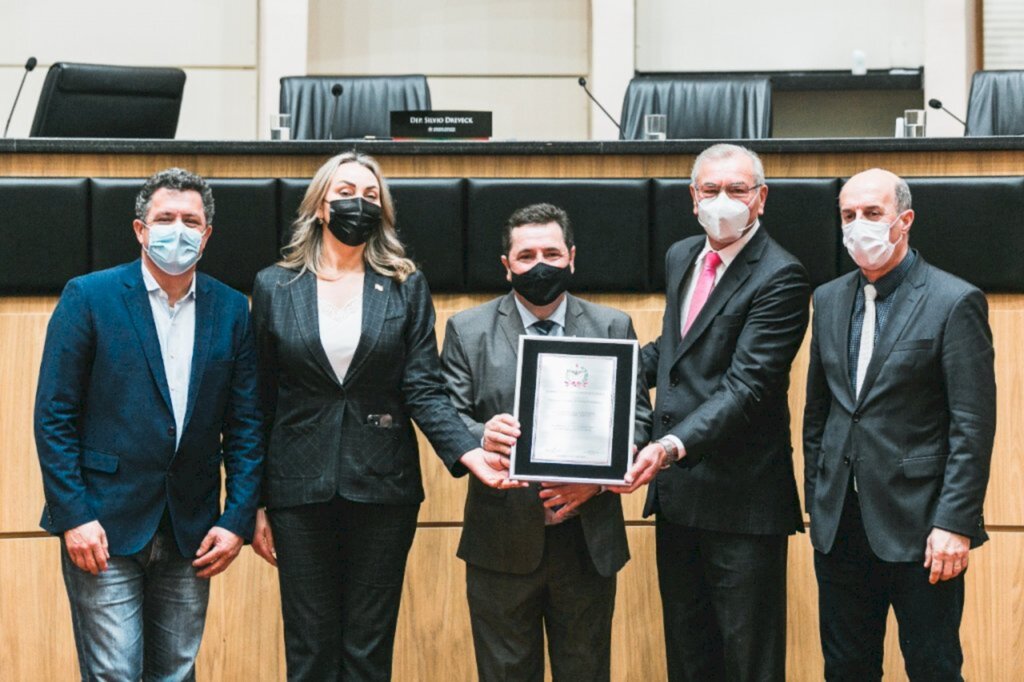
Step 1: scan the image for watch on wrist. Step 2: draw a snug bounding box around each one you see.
[656,437,679,468]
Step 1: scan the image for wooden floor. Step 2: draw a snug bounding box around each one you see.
[1,292,1022,680]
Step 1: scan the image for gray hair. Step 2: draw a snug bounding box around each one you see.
[690,143,765,186]
[894,177,912,213]
[135,167,215,224]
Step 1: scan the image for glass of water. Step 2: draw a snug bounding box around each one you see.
[270,113,292,141]
[644,114,667,141]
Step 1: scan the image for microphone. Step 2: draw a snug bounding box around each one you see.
[3,56,38,138]
[327,83,344,140]
[577,77,621,132]
[927,98,967,128]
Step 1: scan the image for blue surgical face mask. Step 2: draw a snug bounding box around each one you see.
[144,221,205,275]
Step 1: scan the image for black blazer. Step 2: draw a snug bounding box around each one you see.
[252,265,478,509]
[642,228,811,535]
[803,254,996,561]
[441,293,653,577]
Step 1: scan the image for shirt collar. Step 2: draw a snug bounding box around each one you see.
[859,248,916,300]
[698,219,760,268]
[141,260,197,303]
[514,293,568,331]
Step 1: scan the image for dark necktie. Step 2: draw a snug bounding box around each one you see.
[532,319,557,336]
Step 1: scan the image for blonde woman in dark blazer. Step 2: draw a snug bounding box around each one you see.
[251,151,517,681]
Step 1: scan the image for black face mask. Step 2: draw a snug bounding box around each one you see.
[510,262,572,306]
[325,197,382,246]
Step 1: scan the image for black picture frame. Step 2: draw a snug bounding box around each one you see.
[510,336,638,484]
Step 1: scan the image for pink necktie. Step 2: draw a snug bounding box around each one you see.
[682,251,722,337]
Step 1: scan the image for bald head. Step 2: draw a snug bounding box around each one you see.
[841,168,912,217]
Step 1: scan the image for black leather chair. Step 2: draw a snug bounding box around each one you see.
[619,76,772,140]
[965,70,1024,136]
[280,75,431,140]
[0,179,90,293]
[465,179,651,292]
[30,62,186,138]
[90,179,279,293]
[278,178,467,292]
[897,177,1024,292]
[650,178,840,290]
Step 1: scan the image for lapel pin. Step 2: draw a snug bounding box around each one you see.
[374,283,384,291]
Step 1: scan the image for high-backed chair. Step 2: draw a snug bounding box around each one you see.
[279,75,431,140]
[30,62,186,138]
[965,70,1024,136]
[619,75,772,140]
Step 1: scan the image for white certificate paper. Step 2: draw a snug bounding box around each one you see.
[530,353,617,466]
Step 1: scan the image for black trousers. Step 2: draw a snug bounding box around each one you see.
[269,497,420,682]
[814,485,965,682]
[465,517,616,682]
[655,517,788,682]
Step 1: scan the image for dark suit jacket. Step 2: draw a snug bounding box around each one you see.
[642,228,810,535]
[803,253,996,561]
[441,292,653,577]
[34,261,264,556]
[252,265,478,509]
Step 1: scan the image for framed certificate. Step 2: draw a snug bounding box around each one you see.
[510,336,638,485]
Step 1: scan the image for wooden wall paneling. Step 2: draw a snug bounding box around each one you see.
[196,552,286,681]
[988,298,1024,526]
[0,537,79,680]
[393,527,477,682]
[0,303,53,533]
[611,527,667,681]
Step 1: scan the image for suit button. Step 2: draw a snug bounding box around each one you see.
[852,413,861,423]
[843,457,851,466]
[167,426,175,437]
[661,414,672,426]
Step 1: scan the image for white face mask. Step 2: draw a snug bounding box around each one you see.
[145,221,205,275]
[842,215,903,270]
[696,192,756,244]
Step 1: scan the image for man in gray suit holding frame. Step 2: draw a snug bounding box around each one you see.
[804,168,996,680]
[440,203,653,682]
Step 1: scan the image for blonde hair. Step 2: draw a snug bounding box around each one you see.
[279,151,417,282]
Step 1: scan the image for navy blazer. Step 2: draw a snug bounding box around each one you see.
[252,265,478,509]
[34,261,264,556]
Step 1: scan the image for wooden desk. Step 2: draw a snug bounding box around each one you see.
[2,136,1024,179]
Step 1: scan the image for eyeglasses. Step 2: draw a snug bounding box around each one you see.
[143,218,208,232]
[694,183,763,201]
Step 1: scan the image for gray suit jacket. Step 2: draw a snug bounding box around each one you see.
[441,292,653,577]
[803,253,996,561]
[642,228,811,534]
[252,265,478,509]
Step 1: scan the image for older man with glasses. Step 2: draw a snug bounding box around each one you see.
[637,143,811,681]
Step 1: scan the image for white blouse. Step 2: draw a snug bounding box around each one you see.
[318,293,363,384]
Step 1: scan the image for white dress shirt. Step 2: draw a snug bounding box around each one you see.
[142,262,196,449]
[318,292,363,385]
[514,294,567,337]
[665,221,760,457]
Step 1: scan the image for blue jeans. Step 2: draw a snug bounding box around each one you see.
[60,529,210,682]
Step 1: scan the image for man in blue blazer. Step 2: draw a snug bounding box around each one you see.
[34,167,263,681]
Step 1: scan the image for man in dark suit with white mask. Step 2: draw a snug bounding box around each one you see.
[640,143,811,681]
[804,168,995,681]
